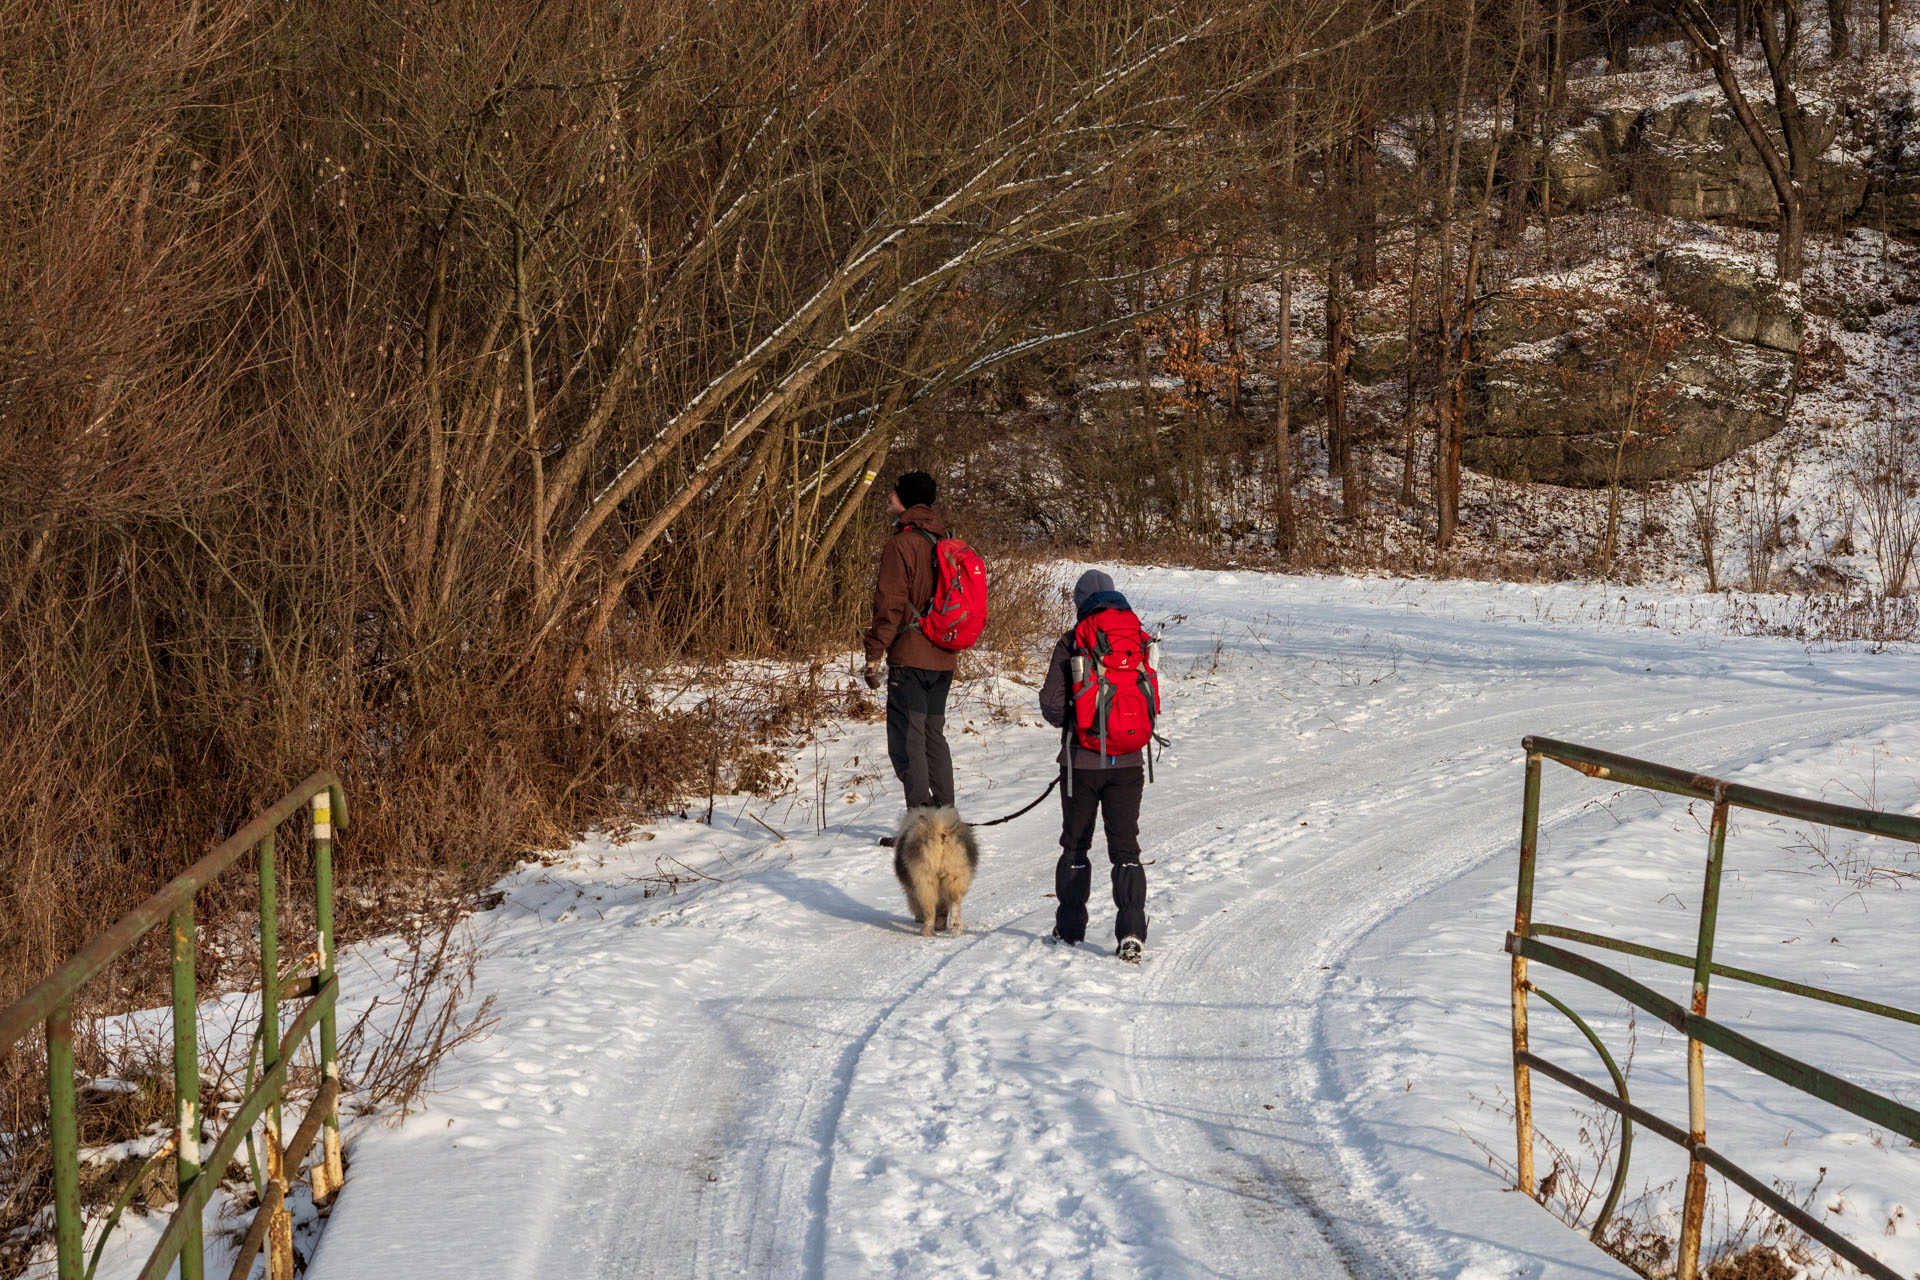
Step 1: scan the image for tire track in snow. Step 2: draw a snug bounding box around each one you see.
[1120,692,1638,1279]
[1129,691,1920,1279]
[799,931,1001,1280]
[810,689,1648,1278]
[824,927,1196,1276]
[564,922,993,1277]
[427,578,1920,1280]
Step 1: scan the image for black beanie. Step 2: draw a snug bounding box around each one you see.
[894,470,936,509]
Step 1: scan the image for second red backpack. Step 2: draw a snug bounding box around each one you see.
[1070,608,1160,759]
[911,530,989,651]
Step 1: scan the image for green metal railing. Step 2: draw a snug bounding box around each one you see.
[1507,737,1920,1280]
[0,773,348,1280]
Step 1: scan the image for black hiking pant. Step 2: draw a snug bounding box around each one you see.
[1054,765,1146,945]
[886,665,955,810]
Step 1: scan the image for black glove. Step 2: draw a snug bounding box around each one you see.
[863,663,883,691]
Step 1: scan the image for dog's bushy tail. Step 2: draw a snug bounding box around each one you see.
[915,807,978,868]
[895,806,979,936]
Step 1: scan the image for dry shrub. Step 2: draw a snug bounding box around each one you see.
[1706,1245,1798,1280]
[1797,328,1850,389]
[1466,1044,1840,1280]
[972,552,1070,680]
[1695,1172,1829,1280]
[2,1051,59,1277]
[7,0,1330,1019]
[2,1007,262,1271]
[338,905,498,1118]
[1463,1020,1638,1250]
[1722,591,1920,646]
[0,900,499,1273]
[1848,417,1920,597]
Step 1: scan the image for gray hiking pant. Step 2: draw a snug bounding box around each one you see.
[885,665,955,810]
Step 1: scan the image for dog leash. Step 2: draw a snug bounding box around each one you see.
[969,725,1169,828]
[877,773,1060,845]
[969,773,1062,827]
[893,724,1169,837]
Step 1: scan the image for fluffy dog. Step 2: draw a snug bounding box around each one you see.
[892,806,979,937]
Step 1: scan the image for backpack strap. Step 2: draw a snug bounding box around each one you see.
[902,525,942,624]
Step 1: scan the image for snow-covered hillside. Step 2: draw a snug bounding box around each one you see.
[206,569,1919,1280]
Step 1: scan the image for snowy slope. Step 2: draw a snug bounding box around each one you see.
[291,569,1920,1280]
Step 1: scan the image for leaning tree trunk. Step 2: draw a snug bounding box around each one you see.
[1668,0,1810,283]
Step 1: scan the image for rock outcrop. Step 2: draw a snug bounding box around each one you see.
[1543,120,1616,211]
[1860,91,1920,238]
[1349,309,1409,387]
[1653,244,1803,351]
[1464,247,1800,487]
[1538,90,1915,234]
[1620,95,1866,229]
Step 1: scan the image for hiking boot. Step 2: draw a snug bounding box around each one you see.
[1046,927,1081,947]
[1117,937,1143,964]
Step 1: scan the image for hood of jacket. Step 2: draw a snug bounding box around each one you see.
[1071,569,1115,610]
[896,503,948,537]
[1075,589,1131,621]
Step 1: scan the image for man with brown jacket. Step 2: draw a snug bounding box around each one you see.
[862,471,957,812]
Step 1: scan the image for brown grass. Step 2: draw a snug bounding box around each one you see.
[1706,1245,1799,1280]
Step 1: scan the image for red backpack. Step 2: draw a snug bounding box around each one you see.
[910,529,988,651]
[1070,608,1160,760]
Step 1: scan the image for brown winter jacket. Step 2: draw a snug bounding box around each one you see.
[862,504,958,672]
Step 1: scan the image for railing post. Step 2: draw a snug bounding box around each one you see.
[1512,744,1543,1197]
[1678,793,1730,1280]
[47,1003,83,1280]
[310,787,345,1202]
[258,832,295,1280]
[0,770,350,1280]
[170,904,204,1280]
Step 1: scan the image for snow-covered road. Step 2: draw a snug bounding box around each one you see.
[305,572,1920,1279]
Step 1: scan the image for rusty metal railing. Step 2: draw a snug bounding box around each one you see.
[0,773,348,1280]
[1507,737,1920,1280]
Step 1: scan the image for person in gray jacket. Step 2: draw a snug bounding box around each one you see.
[1038,569,1147,962]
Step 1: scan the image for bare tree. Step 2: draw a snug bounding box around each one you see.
[0,0,1552,1031]
[1687,461,1727,592]
[1664,0,1814,281]
[1851,418,1920,596]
